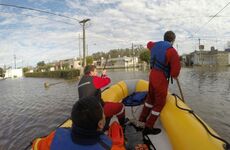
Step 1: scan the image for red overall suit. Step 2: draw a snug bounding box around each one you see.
[139,41,181,128]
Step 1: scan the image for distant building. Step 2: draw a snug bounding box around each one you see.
[97,56,139,68]
[48,58,82,71]
[185,48,230,66]
[5,69,23,78]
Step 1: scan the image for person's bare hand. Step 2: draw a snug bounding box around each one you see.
[102,70,107,76]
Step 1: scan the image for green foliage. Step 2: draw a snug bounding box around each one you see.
[0,67,4,77]
[62,63,69,70]
[91,45,146,60]
[139,50,150,64]
[44,64,53,71]
[23,67,29,73]
[86,56,93,65]
[92,52,106,60]
[24,69,80,79]
[37,61,45,67]
[36,61,46,72]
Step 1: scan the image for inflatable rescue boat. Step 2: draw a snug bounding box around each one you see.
[32,79,229,150]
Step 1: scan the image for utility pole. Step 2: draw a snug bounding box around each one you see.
[86,44,88,57]
[79,34,81,59]
[132,43,134,68]
[79,19,90,67]
[198,38,202,65]
[14,54,16,69]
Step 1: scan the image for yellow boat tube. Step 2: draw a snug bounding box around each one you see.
[33,79,228,150]
[102,79,227,150]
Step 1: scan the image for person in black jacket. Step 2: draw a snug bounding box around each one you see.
[78,65,125,130]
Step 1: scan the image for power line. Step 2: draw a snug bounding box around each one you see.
[0,11,76,26]
[0,3,80,22]
[190,1,230,38]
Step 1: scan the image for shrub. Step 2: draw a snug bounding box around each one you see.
[24,69,80,79]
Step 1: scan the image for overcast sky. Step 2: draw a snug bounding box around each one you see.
[0,0,230,67]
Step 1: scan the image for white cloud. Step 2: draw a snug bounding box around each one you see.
[0,0,230,67]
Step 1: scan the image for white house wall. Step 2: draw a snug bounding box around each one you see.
[5,69,23,78]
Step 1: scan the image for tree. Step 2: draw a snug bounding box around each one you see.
[45,64,53,71]
[36,61,46,72]
[86,56,93,65]
[23,67,29,73]
[37,61,45,67]
[139,50,150,64]
[62,63,69,70]
[0,67,4,77]
[92,52,106,60]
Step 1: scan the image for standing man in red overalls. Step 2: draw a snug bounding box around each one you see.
[78,65,125,130]
[138,31,181,135]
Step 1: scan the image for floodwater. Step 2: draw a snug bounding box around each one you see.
[0,67,229,150]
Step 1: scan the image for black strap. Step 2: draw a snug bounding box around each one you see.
[143,135,156,150]
[98,140,111,150]
[170,76,173,84]
[172,93,230,150]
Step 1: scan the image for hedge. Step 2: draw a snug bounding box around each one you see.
[24,69,80,79]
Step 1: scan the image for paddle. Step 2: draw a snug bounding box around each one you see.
[44,81,63,88]
[101,55,109,77]
[175,78,185,102]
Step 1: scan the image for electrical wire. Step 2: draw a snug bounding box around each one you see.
[190,1,230,38]
[0,11,76,26]
[0,3,80,22]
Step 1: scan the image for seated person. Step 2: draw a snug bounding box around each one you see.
[32,96,112,150]
[78,65,125,130]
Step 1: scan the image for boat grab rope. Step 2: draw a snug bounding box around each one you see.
[172,93,230,150]
[143,134,156,150]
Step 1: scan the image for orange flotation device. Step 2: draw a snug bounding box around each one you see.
[32,131,55,150]
[108,121,126,150]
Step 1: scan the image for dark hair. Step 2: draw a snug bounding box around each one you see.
[71,96,103,130]
[164,31,176,42]
[84,65,96,75]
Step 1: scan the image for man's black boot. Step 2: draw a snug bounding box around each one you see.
[142,127,161,135]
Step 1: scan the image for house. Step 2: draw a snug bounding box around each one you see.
[98,56,139,68]
[186,48,230,66]
[49,58,82,71]
[5,69,23,78]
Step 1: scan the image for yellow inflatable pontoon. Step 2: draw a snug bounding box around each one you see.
[32,79,229,150]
